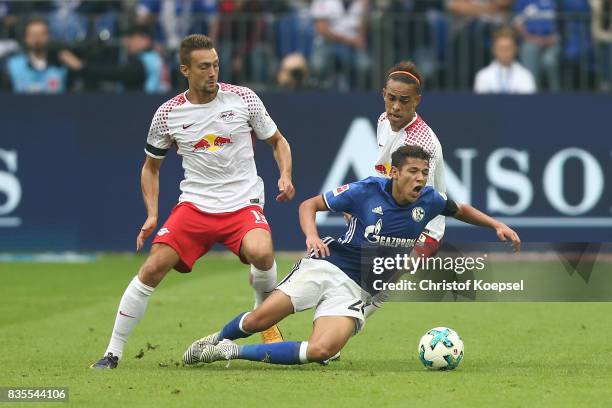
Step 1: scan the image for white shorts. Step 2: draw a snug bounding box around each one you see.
[276,258,372,333]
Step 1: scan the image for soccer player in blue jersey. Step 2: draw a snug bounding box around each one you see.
[182,145,520,366]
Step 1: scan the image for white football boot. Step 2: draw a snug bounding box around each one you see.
[198,339,240,366]
[182,332,221,365]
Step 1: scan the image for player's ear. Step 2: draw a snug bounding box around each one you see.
[415,94,422,107]
[179,64,189,79]
[390,165,399,180]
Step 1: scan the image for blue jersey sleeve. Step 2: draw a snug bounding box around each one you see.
[323,180,368,213]
[430,190,459,216]
[425,188,455,217]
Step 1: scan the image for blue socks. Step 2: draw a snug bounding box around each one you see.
[218,313,309,365]
[219,312,252,341]
[239,342,304,365]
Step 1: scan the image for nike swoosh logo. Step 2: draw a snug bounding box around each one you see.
[119,311,135,318]
[182,123,195,129]
[378,144,383,147]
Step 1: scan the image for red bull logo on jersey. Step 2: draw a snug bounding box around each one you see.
[193,134,233,152]
[375,163,391,176]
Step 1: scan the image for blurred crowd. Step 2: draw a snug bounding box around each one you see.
[0,0,609,94]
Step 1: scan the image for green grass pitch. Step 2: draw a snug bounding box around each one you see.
[1,254,612,407]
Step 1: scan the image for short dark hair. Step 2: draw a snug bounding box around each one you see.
[385,61,422,95]
[391,145,430,168]
[179,34,215,66]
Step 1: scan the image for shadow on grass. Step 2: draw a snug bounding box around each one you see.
[175,358,429,373]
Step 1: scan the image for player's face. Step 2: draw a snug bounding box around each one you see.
[391,157,429,203]
[181,48,220,94]
[383,79,421,131]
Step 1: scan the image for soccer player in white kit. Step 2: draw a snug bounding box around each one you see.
[367,61,446,316]
[91,34,294,369]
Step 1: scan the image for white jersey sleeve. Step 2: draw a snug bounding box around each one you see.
[242,87,277,140]
[217,83,277,140]
[433,144,447,195]
[144,94,185,159]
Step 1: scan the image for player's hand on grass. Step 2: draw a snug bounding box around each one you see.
[136,216,157,252]
[306,234,330,258]
[276,176,295,202]
[495,223,521,252]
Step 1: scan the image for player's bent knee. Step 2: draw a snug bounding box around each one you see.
[306,343,337,362]
[241,229,274,268]
[242,312,269,333]
[138,261,168,286]
[241,315,259,333]
[245,246,274,270]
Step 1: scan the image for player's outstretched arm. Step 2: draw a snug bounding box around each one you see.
[452,204,521,251]
[136,156,163,251]
[298,195,330,258]
[265,130,295,202]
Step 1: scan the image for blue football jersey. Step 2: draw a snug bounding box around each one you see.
[322,177,455,290]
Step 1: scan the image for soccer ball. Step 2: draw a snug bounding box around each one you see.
[418,327,464,370]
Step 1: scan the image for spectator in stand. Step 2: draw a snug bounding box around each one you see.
[309,0,371,91]
[136,0,219,88]
[0,1,52,40]
[275,0,315,60]
[136,0,219,52]
[214,0,279,85]
[0,2,19,64]
[29,0,121,43]
[58,25,168,93]
[513,0,561,91]
[446,0,512,88]
[558,0,594,90]
[474,27,537,93]
[5,17,68,93]
[379,0,448,85]
[276,52,311,89]
[589,0,612,91]
[47,0,88,42]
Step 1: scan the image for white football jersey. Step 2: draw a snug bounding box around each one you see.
[145,83,278,213]
[374,112,446,240]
